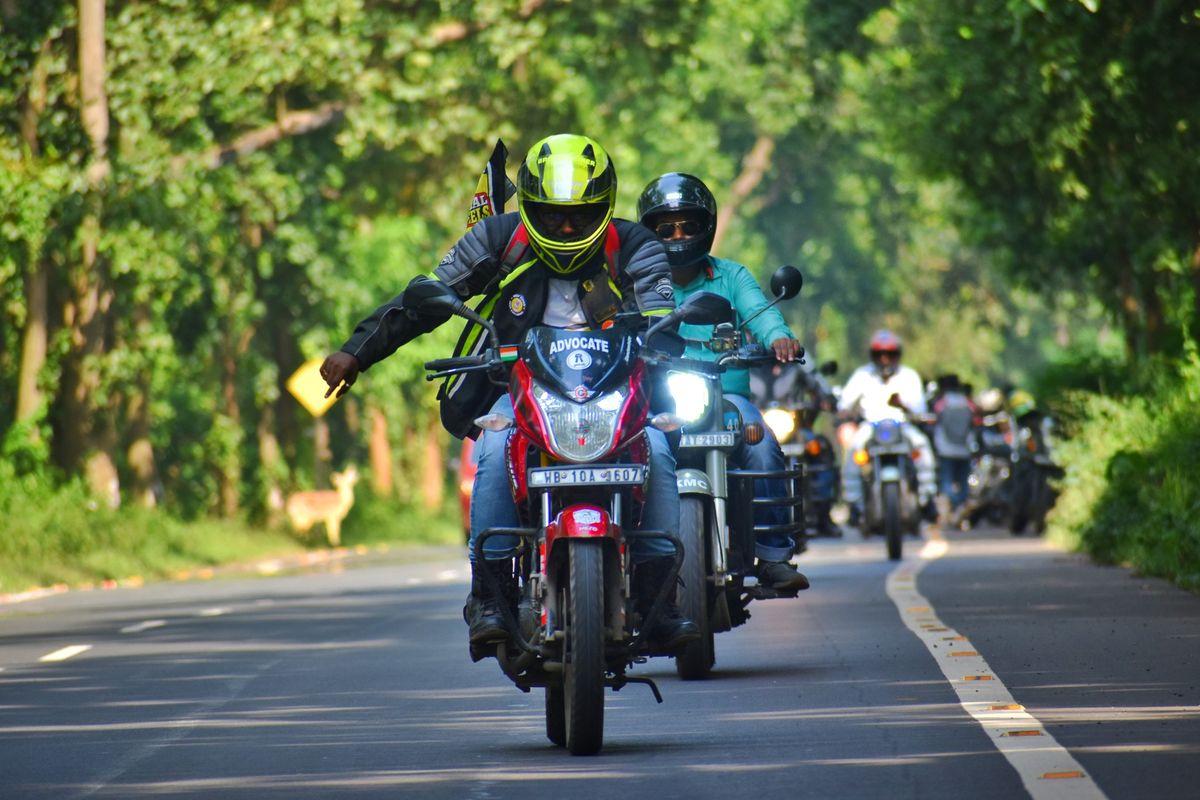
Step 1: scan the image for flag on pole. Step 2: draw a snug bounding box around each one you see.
[466,139,515,229]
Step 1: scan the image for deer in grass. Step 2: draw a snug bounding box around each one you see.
[285,466,359,547]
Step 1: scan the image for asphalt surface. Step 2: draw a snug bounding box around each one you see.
[0,529,1196,799]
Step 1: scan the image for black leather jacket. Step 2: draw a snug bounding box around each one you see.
[338,212,674,438]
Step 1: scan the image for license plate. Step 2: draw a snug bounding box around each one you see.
[879,465,902,482]
[528,465,647,488]
[680,432,737,448]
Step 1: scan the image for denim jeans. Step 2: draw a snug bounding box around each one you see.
[939,457,972,510]
[726,393,795,563]
[469,393,678,563]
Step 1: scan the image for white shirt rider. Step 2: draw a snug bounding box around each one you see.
[838,362,927,423]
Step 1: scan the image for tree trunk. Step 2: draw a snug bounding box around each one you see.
[1117,263,1141,360]
[257,403,285,527]
[368,405,394,498]
[13,28,50,427]
[1191,242,1200,343]
[55,0,118,501]
[420,415,444,510]
[16,263,48,423]
[1142,275,1164,356]
[710,134,776,255]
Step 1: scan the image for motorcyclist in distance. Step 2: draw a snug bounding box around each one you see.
[836,329,938,527]
[319,134,700,652]
[637,172,809,591]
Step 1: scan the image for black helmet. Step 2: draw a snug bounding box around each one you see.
[637,173,717,268]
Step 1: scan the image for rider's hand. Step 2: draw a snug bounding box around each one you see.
[320,351,360,398]
[770,337,801,363]
[887,392,907,412]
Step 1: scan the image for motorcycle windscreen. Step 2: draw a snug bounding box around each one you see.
[521,326,638,403]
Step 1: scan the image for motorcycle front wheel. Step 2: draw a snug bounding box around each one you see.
[883,482,903,560]
[564,539,605,755]
[675,496,714,680]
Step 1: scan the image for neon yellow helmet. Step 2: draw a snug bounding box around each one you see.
[1009,390,1037,418]
[516,133,617,275]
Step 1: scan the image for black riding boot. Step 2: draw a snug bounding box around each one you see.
[634,555,701,651]
[464,559,514,644]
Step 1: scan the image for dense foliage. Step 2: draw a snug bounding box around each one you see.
[1,0,1196,589]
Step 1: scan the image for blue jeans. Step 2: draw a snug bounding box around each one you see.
[727,394,795,563]
[469,393,678,563]
[939,457,972,510]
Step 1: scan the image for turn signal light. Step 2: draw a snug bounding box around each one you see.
[805,439,822,456]
[853,449,870,466]
[743,422,765,445]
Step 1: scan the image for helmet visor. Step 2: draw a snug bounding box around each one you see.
[526,201,609,244]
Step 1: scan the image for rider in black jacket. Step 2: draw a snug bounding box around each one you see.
[320,133,699,651]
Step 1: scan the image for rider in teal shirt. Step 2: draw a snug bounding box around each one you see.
[674,255,796,398]
[637,173,809,592]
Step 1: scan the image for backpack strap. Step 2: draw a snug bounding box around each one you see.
[500,222,533,274]
[602,222,620,282]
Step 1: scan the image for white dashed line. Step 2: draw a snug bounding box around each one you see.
[120,620,167,634]
[198,607,231,617]
[39,645,93,663]
[887,541,1106,799]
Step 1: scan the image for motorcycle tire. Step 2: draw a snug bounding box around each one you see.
[564,539,605,755]
[675,497,714,680]
[883,482,903,561]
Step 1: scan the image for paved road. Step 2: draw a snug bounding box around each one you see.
[0,530,1197,799]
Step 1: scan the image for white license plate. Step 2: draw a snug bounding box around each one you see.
[528,465,647,488]
[680,432,737,448]
[879,465,902,482]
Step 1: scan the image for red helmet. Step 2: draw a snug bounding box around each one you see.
[869,329,902,356]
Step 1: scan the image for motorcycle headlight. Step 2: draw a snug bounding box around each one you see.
[533,381,627,463]
[666,371,711,424]
[762,407,797,442]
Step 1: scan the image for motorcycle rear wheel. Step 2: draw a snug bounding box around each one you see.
[564,539,605,755]
[675,497,714,680]
[883,482,903,561]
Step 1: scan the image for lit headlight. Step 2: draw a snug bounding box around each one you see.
[666,371,711,424]
[763,407,797,442]
[533,381,627,462]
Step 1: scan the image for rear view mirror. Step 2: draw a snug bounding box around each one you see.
[769,265,803,300]
[677,291,733,326]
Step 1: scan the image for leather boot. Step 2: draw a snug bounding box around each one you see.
[634,555,701,650]
[463,559,514,644]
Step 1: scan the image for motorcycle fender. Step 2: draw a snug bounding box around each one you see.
[676,468,713,497]
[544,505,616,557]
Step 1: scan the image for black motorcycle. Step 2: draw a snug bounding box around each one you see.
[1007,414,1060,535]
[757,360,840,538]
[855,419,921,560]
[668,266,807,680]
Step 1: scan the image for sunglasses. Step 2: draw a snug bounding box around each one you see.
[536,207,603,232]
[654,219,705,239]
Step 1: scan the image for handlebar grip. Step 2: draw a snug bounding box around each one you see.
[424,355,486,371]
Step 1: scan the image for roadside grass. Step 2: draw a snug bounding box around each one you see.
[0,462,463,595]
[1047,351,1200,592]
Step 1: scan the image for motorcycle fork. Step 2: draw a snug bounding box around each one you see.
[707,447,730,579]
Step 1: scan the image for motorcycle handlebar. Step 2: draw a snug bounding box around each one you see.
[424,355,488,372]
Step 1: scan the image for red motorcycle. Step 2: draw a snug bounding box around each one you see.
[421,284,731,755]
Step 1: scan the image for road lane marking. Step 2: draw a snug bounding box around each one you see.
[39,645,92,662]
[888,543,1107,799]
[120,620,167,634]
[198,607,231,617]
